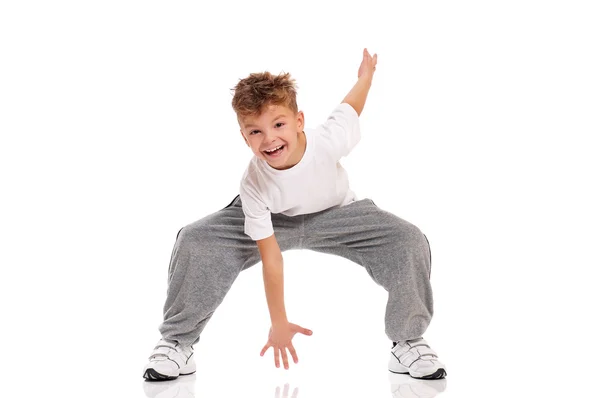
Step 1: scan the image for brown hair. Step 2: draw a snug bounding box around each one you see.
[231,71,298,118]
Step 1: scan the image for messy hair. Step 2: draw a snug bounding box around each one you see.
[231,71,298,118]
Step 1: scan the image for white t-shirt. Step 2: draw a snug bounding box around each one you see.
[239,102,361,241]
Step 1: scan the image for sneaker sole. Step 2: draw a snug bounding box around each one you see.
[389,368,447,380]
[143,368,196,382]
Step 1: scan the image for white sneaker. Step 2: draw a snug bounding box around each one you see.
[143,339,196,381]
[388,338,447,380]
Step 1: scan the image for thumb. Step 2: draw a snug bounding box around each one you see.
[291,323,313,335]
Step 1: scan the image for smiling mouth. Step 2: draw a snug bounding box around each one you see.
[263,145,285,157]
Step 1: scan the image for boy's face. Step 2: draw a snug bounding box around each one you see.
[239,104,305,170]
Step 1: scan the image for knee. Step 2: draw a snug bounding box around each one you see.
[175,222,211,248]
[392,221,427,250]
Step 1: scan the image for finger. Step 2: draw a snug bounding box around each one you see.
[373,53,378,66]
[274,346,280,368]
[281,347,289,369]
[291,323,312,336]
[275,385,280,398]
[283,383,289,396]
[261,343,269,356]
[292,387,299,398]
[288,343,299,364]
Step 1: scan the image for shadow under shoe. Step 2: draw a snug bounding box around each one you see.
[143,373,196,398]
[389,372,447,398]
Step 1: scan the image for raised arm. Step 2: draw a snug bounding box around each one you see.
[342,48,378,116]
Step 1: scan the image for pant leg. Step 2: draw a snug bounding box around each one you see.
[303,198,434,342]
[158,195,302,347]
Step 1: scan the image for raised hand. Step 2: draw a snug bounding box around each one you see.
[357,48,378,80]
[260,321,313,369]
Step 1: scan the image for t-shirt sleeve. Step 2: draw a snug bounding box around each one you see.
[319,102,361,161]
[239,180,274,241]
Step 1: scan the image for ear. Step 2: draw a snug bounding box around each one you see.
[240,129,250,147]
[296,110,305,132]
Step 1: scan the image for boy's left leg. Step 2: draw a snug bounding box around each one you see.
[303,198,445,379]
[303,198,433,341]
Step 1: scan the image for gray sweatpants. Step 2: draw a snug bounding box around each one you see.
[158,195,434,347]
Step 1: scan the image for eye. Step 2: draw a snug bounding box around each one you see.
[275,122,285,128]
[249,130,260,135]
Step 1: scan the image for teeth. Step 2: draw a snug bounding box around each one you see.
[265,145,283,153]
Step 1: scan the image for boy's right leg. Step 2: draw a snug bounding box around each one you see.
[158,195,259,348]
[160,194,302,346]
[144,195,302,380]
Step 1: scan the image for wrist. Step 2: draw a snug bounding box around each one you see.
[272,318,288,328]
[358,75,373,86]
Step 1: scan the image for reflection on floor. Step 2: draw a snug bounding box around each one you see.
[141,372,447,398]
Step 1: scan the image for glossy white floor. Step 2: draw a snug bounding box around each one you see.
[2,1,599,397]
[12,238,600,397]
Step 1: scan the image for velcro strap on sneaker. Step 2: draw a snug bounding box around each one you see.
[155,344,178,351]
[155,340,178,349]
[413,346,438,358]
[150,346,175,359]
[399,347,438,366]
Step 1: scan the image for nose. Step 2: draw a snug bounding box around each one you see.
[263,128,277,141]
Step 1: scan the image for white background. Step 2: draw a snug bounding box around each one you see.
[1,1,599,397]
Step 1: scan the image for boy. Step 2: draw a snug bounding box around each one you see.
[143,49,446,381]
